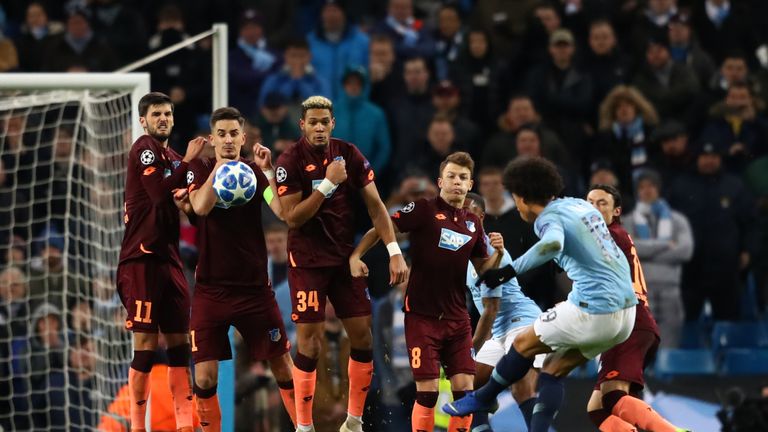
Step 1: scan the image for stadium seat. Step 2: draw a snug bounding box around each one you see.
[654,349,716,379]
[710,321,768,353]
[720,349,768,375]
[679,321,710,349]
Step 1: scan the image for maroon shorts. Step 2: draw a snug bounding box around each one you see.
[116,257,189,334]
[404,313,475,381]
[595,328,660,392]
[190,285,290,364]
[288,266,371,323]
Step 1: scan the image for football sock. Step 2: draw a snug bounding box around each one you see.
[128,367,151,431]
[166,344,193,429]
[293,352,318,428]
[470,410,489,430]
[347,349,373,419]
[600,415,638,431]
[588,409,612,427]
[519,397,536,427]
[193,384,221,432]
[448,391,473,432]
[475,347,532,405]
[604,390,678,432]
[530,373,564,432]
[412,391,438,432]
[277,379,297,427]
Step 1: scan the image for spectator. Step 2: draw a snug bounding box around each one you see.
[699,82,768,173]
[593,85,660,200]
[745,155,768,312]
[408,116,457,179]
[313,304,350,431]
[585,19,634,110]
[88,0,147,66]
[0,266,31,336]
[516,126,583,196]
[468,0,538,58]
[482,95,569,170]
[68,336,96,432]
[229,8,280,120]
[258,37,331,120]
[632,33,699,122]
[15,2,63,72]
[389,56,434,163]
[691,0,759,66]
[449,28,507,135]
[430,81,478,155]
[667,141,758,321]
[42,8,116,71]
[668,12,716,87]
[433,4,464,81]
[704,53,755,104]
[371,0,435,61]
[626,0,679,56]
[0,24,18,72]
[333,67,391,174]
[29,244,78,310]
[589,162,621,189]
[623,169,693,348]
[252,92,300,154]
[368,34,404,114]
[518,1,564,71]
[650,120,696,185]
[27,302,66,429]
[0,160,30,259]
[308,1,369,101]
[525,28,594,160]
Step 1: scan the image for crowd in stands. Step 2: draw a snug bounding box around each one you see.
[1,0,768,430]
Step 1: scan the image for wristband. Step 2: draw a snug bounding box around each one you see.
[386,242,402,257]
[262,169,275,180]
[316,178,336,197]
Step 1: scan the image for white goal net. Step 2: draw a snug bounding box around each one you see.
[0,75,148,431]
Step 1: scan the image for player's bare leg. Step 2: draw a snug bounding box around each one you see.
[164,332,194,432]
[293,321,325,431]
[268,352,298,427]
[587,379,684,432]
[339,315,374,432]
[413,379,439,432]
[130,332,158,432]
[194,360,221,432]
[448,373,474,432]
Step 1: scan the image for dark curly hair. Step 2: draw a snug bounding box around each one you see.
[502,157,563,206]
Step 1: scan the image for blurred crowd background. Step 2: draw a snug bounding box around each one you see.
[1,0,768,430]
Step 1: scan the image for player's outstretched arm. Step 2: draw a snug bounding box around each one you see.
[360,183,408,284]
[140,136,206,205]
[188,159,226,216]
[473,297,500,353]
[279,160,346,228]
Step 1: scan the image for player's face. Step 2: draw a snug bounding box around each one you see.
[438,162,473,204]
[512,193,536,224]
[586,189,620,225]
[300,109,335,146]
[463,198,485,221]
[140,103,174,142]
[210,119,244,160]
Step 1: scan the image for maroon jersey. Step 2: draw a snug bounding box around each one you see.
[187,157,271,291]
[608,221,659,334]
[119,135,188,266]
[392,197,489,320]
[275,137,374,267]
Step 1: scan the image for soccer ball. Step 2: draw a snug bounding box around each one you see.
[212,160,257,208]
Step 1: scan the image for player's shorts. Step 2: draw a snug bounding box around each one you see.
[404,313,475,381]
[595,327,660,392]
[190,284,290,364]
[475,325,546,369]
[116,257,189,334]
[288,265,371,323]
[533,301,636,359]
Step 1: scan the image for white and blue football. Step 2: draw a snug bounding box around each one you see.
[213,160,257,208]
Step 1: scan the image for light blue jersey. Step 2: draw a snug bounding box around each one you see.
[467,237,541,339]
[511,198,637,314]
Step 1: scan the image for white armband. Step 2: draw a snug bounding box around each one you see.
[316,178,337,197]
[262,169,275,180]
[386,242,402,257]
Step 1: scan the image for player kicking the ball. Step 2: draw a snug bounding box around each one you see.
[184,107,296,431]
[586,185,689,432]
[275,96,408,432]
[351,152,505,432]
[117,92,205,432]
[443,157,639,432]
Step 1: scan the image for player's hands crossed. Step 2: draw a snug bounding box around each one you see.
[489,232,504,253]
[325,159,347,184]
[252,142,274,171]
[349,254,369,278]
[183,136,207,163]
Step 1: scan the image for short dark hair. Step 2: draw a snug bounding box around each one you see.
[588,184,622,209]
[210,107,245,129]
[465,192,486,212]
[138,92,173,117]
[439,151,475,177]
[478,166,503,178]
[502,157,563,206]
[285,37,310,51]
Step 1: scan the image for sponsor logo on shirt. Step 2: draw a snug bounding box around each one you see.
[305,164,316,172]
[140,149,155,165]
[278,185,288,196]
[143,166,156,176]
[312,179,338,197]
[438,228,472,251]
[435,213,447,220]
